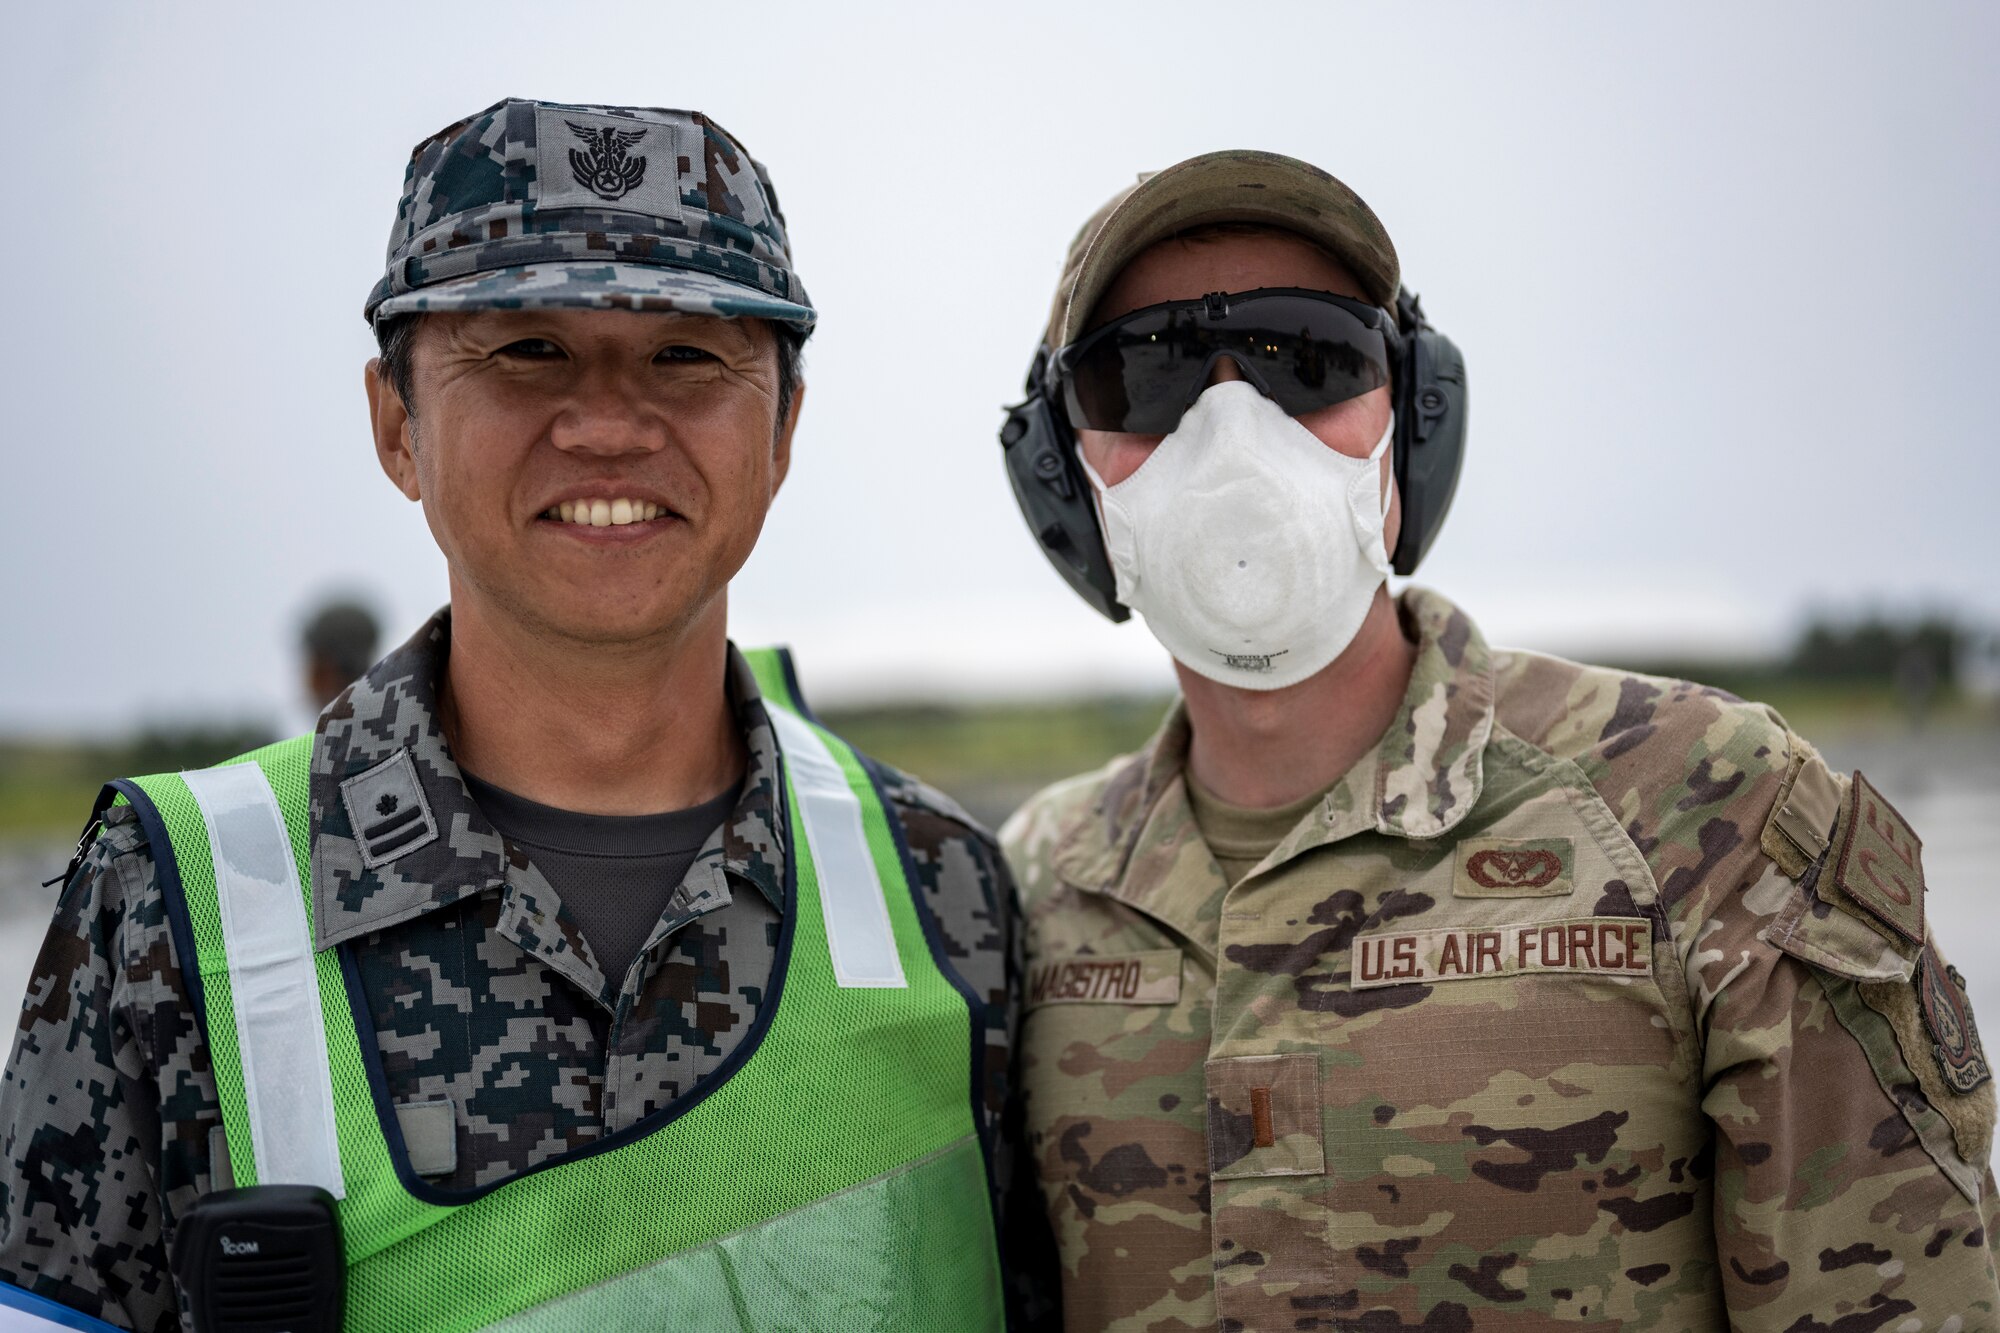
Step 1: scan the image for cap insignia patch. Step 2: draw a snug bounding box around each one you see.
[529,106,684,222]
[566,122,648,202]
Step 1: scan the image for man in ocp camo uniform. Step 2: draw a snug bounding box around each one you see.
[995,149,1999,1328]
[0,99,1033,1332]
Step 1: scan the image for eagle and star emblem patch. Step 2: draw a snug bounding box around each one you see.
[530,106,685,220]
[567,121,648,201]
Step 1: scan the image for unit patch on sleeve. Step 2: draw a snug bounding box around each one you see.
[1350,918,1653,990]
[1452,837,1573,898]
[1027,949,1182,1008]
[1920,942,1991,1095]
[1827,771,1925,948]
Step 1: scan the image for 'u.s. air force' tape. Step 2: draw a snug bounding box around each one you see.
[0,1282,126,1331]
[1350,917,1654,990]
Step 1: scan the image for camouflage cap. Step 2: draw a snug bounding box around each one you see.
[364,98,813,332]
[1047,150,1398,348]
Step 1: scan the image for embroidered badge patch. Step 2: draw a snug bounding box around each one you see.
[1453,836,1573,898]
[339,749,439,870]
[532,106,685,220]
[1350,917,1652,989]
[1027,950,1181,1008]
[566,122,649,201]
[1829,771,1925,947]
[1920,943,1991,1094]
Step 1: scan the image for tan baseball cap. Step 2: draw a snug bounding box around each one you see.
[1046,149,1400,349]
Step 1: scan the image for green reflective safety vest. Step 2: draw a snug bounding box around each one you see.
[116,648,1005,1332]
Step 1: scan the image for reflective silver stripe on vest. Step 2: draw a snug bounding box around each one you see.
[767,708,907,989]
[182,764,346,1197]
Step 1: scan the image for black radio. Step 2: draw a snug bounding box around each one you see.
[170,1186,344,1333]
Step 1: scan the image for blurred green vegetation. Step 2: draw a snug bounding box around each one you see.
[0,726,277,837]
[1,613,1989,836]
[1611,612,1981,738]
[823,696,1174,825]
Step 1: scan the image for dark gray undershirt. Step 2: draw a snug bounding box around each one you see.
[463,772,739,988]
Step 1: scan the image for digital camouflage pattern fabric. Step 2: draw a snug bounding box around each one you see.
[0,613,1025,1332]
[1003,586,1999,1331]
[364,98,813,329]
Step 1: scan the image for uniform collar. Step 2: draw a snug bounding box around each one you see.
[308,608,787,953]
[1048,587,1494,957]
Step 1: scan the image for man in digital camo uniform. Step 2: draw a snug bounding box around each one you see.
[0,99,1035,1331]
[996,150,2000,1328]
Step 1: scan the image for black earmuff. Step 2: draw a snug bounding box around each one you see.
[1388,290,1468,576]
[999,349,1130,621]
[999,288,1467,620]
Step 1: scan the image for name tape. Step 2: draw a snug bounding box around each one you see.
[1028,949,1181,1008]
[1350,917,1653,990]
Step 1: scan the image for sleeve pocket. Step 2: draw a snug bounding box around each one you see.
[1821,940,1995,1207]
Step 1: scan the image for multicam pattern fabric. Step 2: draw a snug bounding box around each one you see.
[1002,586,2000,1330]
[364,98,813,329]
[1047,150,1400,350]
[0,612,1023,1332]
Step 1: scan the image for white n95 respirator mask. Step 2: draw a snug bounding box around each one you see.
[1079,380,1394,691]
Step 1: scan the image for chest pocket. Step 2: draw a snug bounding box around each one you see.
[209,1098,458,1189]
[1206,1052,1323,1179]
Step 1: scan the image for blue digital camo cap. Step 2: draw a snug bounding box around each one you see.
[364,97,814,333]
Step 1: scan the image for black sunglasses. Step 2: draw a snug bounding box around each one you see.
[1055,288,1397,435]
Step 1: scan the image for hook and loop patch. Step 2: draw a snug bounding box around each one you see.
[1826,771,1925,949]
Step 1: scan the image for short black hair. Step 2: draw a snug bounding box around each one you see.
[300,599,381,682]
[372,312,807,432]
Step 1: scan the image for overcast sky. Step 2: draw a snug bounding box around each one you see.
[3,2,1995,733]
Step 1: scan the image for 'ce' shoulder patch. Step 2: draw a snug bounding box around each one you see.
[1826,771,1925,948]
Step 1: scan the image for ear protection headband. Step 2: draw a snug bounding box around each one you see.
[999,287,1468,622]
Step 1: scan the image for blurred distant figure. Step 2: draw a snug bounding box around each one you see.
[299,597,380,708]
[1895,637,1942,729]
[1963,630,2000,716]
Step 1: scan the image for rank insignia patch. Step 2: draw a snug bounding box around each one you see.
[340,749,439,870]
[1920,943,1991,1094]
[1828,771,1926,947]
[1453,837,1573,898]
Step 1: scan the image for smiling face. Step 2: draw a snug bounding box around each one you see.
[1076,227,1401,555]
[367,307,801,649]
